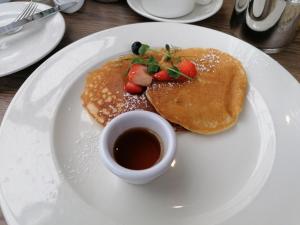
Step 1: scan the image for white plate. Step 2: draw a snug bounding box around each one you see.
[0,23,300,225]
[0,2,65,77]
[127,0,223,23]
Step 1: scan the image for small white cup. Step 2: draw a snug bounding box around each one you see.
[141,0,212,18]
[100,110,176,184]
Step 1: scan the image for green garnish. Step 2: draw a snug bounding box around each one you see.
[138,44,150,55]
[146,56,155,64]
[165,44,170,52]
[147,64,160,73]
[132,57,146,64]
[130,43,194,81]
[167,67,192,80]
[167,67,180,79]
[132,56,160,74]
[164,54,171,62]
[161,43,172,62]
[147,57,160,73]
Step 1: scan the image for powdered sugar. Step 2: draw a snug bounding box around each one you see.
[194,51,220,73]
[123,92,151,111]
[150,80,190,91]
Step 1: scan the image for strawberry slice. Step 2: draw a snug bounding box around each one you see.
[124,81,143,94]
[178,60,197,79]
[153,70,173,81]
[128,64,153,86]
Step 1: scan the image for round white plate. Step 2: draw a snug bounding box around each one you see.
[127,0,223,23]
[0,23,300,225]
[0,2,65,77]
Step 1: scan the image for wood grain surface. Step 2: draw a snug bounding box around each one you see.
[0,0,299,224]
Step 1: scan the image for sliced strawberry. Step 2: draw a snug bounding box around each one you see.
[153,70,173,81]
[178,60,197,79]
[128,64,153,86]
[124,81,143,94]
[178,74,189,81]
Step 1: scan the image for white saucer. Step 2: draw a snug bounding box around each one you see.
[127,0,223,23]
[0,2,65,77]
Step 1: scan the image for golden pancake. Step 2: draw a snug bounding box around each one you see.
[146,48,248,134]
[81,57,155,126]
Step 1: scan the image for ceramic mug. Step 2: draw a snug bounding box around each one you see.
[141,0,212,18]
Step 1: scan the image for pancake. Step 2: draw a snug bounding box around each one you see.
[146,48,248,134]
[81,57,155,126]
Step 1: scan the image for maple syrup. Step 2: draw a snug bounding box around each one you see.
[113,128,161,170]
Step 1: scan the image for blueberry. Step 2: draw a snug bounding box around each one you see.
[131,41,142,55]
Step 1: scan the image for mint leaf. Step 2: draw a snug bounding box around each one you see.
[167,67,192,80]
[146,56,157,64]
[147,64,160,74]
[132,57,146,64]
[138,44,150,55]
[167,67,181,79]
[145,56,160,74]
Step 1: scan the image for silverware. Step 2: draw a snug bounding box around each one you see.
[0,1,77,35]
[7,1,38,35]
[14,1,37,22]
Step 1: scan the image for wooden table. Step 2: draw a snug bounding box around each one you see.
[0,0,299,224]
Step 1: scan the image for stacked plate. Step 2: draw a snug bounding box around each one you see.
[0,2,65,77]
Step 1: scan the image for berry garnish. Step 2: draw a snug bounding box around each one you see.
[178,60,197,78]
[131,42,150,56]
[131,41,142,55]
[128,43,196,86]
[128,64,153,86]
[153,70,173,81]
[124,81,143,94]
[167,66,192,80]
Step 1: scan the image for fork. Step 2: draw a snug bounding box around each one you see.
[7,1,38,35]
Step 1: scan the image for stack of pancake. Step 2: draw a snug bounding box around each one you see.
[81,48,248,134]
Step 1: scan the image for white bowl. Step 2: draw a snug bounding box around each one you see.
[99,110,176,184]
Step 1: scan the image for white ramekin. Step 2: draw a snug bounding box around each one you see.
[99,110,176,184]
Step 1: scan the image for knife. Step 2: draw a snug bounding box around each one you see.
[0,1,77,34]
